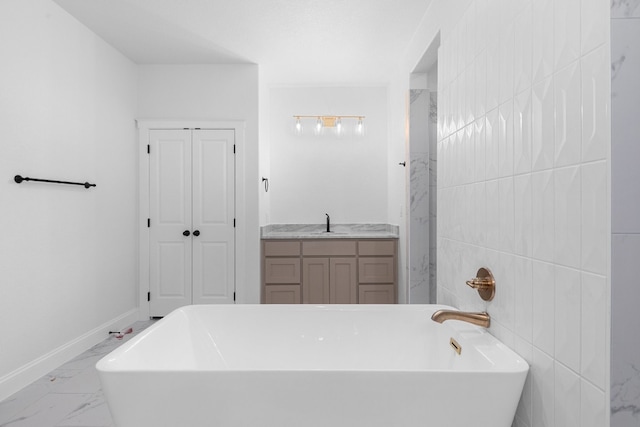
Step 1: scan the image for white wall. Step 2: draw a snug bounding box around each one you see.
[259,69,271,226]
[394,0,610,425]
[610,3,640,425]
[0,0,139,400]
[387,68,411,305]
[267,86,388,225]
[137,64,261,303]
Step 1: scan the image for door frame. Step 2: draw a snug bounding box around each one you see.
[137,120,246,319]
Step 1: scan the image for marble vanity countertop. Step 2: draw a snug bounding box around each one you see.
[261,224,399,239]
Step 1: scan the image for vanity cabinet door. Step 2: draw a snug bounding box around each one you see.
[302,257,357,304]
[302,258,330,304]
[330,258,357,304]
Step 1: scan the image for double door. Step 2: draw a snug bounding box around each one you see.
[149,129,235,316]
[303,258,358,304]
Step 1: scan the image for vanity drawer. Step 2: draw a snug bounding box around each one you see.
[264,285,301,304]
[358,257,395,283]
[358,284,395,304]
[264,241,301,256]
[302,240,357,256]
[264,258,301,284]
[358,240,396,256]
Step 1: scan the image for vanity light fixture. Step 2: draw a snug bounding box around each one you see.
[293,115,365,137]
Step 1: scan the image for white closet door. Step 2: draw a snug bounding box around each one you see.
[149,129,193,316]
[191,130,235,305]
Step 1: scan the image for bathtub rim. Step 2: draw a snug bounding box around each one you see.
[96,304,529,375]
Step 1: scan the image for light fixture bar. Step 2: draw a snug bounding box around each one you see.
[293,115,365,119]
[293,115,365,137]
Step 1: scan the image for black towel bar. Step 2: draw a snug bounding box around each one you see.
[14,175,96,189]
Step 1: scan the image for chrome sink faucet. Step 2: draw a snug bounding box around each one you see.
[325,213,330,232]
[431,310,491,328]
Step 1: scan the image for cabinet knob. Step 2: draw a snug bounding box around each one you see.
[193,230,200,237]
[183,230,190,237]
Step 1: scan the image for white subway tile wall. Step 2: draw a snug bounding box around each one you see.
[435,0,609,426]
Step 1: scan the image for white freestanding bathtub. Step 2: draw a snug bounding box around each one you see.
[97,305,528,427]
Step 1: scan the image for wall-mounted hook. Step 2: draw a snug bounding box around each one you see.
[262,177,269,192]
[398,162,406,167]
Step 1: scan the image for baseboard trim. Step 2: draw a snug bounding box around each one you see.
[0,308,139,402]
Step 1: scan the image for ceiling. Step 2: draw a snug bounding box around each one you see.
[53,0,433,85]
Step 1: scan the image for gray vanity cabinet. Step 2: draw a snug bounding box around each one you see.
[262,239,397,304]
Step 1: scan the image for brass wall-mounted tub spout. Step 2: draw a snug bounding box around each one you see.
[431,310,491,328]
[466,267,495,301]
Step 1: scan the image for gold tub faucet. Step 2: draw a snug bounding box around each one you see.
[431,310,491,328]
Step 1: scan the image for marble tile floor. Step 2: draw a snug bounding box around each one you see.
[0,320,156,427]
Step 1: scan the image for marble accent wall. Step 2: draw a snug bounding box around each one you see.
[428,92,438,304]
[409,89,430,302]
[436,0,610,426]
[610,1,640,425]
[409,89,435,303]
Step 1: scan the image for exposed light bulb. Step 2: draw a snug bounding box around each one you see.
[294,117,303,135]
[355,117,364,136]
[314,117,323,135]
[335,117,343,137]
